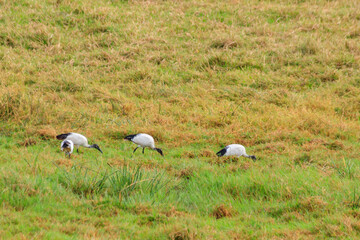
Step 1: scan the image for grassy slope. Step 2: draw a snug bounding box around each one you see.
[1,0,360,238]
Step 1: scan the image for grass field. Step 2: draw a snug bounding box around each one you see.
[1,0,360,239]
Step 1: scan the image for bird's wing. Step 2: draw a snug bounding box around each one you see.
[67,133,88,146]
[230,144,246,156]
[133,134,154,147]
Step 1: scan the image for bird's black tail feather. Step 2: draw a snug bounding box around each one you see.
[124,134,137,141]
[216,148,227,157]
[56,133,71,140]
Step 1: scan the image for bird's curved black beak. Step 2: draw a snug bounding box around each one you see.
[96,146,103,154]
[155,148,163,156]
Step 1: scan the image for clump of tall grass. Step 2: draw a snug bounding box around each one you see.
[347,187,360,209]
[107,165,169,202]
[212,204,234,219]
[168,228,197,240]
[332,158,357,179]
[54,164,172,203]
[56,164,108,198]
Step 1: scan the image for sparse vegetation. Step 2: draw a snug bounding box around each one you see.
[1,0,360,238]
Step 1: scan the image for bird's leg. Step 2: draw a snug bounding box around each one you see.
[77,147,80,154]
[142,148,145,154]
[133,147,139,153]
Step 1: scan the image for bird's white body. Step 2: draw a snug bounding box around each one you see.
[61,140,74,157]
[216,144,256,160]
[56,132,103,154]
[223,144,247,157]
[61,133,90,148]
[131,133,156,148]
[124,133,163,156]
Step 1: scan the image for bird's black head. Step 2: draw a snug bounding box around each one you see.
[250,155,256,161]
[91,144,103,154]
[155,148,164,156]
[62,141,70,148]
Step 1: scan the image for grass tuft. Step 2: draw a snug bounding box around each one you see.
[108,165,169,202]
[168,228,196,240]
[212,204,234,219]
[176,168,193,180]
[56,164,108,198]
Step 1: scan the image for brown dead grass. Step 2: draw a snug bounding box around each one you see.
[272,229,314,240]
[209,156,240,165]
[258,142,287,154]
[181,151,196,159]
[133,204,152,215]
[298,196,328,213]
[210,39,240,49]
[163,206,188,218]
[18,138,37,147]
[107,159,127,168]
[199,149,213,158]
[302,139,328,152]
[35,127,57,140]
[229,162,252,172]
[325,141,344,150]
[176,168,193,180]
[55,158,73,168]
[212,204,234,219]
[168,228,196,240]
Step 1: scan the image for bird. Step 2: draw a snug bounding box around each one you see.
[216,144,256,161]
[56,133,103,154]
[124,133,163,156]
[61,140,74,158]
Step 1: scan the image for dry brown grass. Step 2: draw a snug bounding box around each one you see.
[176,168,193,180]
[55,158,73,168]
[298,196,328,213]
[168,228,196,240]
[18,138,37,147]
[35,127,57,140]
[0,0,359,151]
[212,204,234,219]
[181,151,196,159]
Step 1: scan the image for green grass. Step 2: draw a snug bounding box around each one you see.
[1,0,360,238]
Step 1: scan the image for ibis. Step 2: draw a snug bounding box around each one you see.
[216,144,256,161]
[56,133,103,154]
[61,140,74,158]
[124,133,163,156]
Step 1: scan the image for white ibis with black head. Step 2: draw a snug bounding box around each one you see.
[56,133,103,154]
[216,144,256,161]
[61,140,74,158]
[124,133,163,156]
